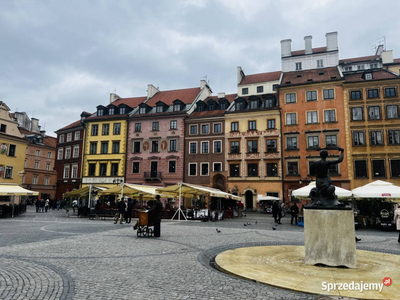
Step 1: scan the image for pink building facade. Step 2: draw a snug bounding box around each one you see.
[126,81,212,187]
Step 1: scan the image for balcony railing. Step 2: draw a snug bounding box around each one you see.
[144,172,162,181]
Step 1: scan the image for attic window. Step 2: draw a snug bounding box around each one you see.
[139,107,146,114]
[307,79,313,82]
[97,109,103,116]
[296,75,302,78]
[365,73,372,80]
[156,106,163,113]
[319,72,325,76]
[330,76,337,79]
[285,81,291,84]
[173,104,181,112]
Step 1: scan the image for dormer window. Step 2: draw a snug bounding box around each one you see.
[120,107,125,114]
[139,107,146,114]
[97,109,103,116]
[235,102,242,111]
[250,101,258,109]
[109,108,114,115]
[173,104,181,111]
[365,73,372,80]
[220,102,227,110]
[208,103,215,111]
[156,106,163,113]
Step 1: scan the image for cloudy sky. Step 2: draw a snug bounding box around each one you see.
[1,0,399,136]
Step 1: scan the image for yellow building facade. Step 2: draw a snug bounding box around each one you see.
[343,72,400,189]
[0,102,28,186]
[81,117,127,189]
[225,101,282,210]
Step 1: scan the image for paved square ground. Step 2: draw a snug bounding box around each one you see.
[0,207,398,300]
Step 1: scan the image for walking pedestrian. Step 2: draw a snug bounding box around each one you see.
[153,195,163,237]
[125,198,134,224]
[290,202,299,225]
[114,198,126,224]
[395,204,400,243]
[45,199,49,212]
[35,199,40,213]
[40,199,45,212]
[272,201,279,224]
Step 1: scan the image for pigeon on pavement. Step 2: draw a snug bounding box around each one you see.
[216,228,221,233]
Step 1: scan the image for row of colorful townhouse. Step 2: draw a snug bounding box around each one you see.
[54,32,400,210]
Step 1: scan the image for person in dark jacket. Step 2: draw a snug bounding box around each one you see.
[290,203,299,225]
[153,195,163,237]
[35,199,40,213]
[125,198,134,224]
[114,199,126,224]
[272,201,279,223]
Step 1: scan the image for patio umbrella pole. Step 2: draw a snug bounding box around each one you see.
[88,184,92,208]
[171,182,187,221]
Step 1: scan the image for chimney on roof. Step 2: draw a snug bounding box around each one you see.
[376,44,384,56]
[147,84,159,99]
[200,79,208,89]
[110,93,120,104]
[218,92,225,99]
[281,39,292,57]
[304,36,312,54]
[326,32,338,51]
[381,50,393,64]
[237,66,245,85]
[40,130,46,136]
[31,118,39,133]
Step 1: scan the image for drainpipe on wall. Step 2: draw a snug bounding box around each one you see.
[278,88,286,204]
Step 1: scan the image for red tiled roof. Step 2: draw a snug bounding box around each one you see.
[43,136,57,148]
[339,55,380,64]
[145,87,201,107]
[56,120,82,132]
[281,67,341,86]
[204,94,237,103]
[189,110,226,119]
[291,47,328,56]
[344,70,399,83]
[112,96,147,107]
[240,71,281,85]
[393,58,400,63]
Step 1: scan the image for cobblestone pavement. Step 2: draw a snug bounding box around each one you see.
[0,207,398,300]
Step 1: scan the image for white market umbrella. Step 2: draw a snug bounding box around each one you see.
[351,180,400,198]
[257,195,280,201]
[291,181,352,198]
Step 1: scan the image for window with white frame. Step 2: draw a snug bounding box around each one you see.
[213,141,221,153]
[74,131,80,140]
[36,150,40,156]
[67,133,72,142]
[63,165,70,178]
[189,142,197,154]
[59,135,65,143]
[57,148,63,160]
[295,62,302,70]
[33,175,38,184]
[170,120,177,130]
[286,137,298,150]
[201,124,209,134]
[190,125,198,135]
[368,106,381,120]
[46,163,51,171]
[307,111,318,124]
[173,103,181,111]
[73,145,79,158]
[307,136,319,148]
[317,59,324,68]
[201,163,209,176]
[189,163,197,176]
[201,141,209,154]
[353,131,365,146]
[213,162,222,172]
[45,177,49,185]
[325,135,338,148]
[213,123,222,133]
[386,105,399,119]
[47,152,51,158]
[306,91,317,101]
[351,107,363,121]
[323,89,334,100]
[34,161,39,169]
[388,130,400,145]
[65,147,71,159]
[113,123,121,135]
[285,93,296,104]
[286,113,297,125]
[370,131,383,145]
[324,110,336,122]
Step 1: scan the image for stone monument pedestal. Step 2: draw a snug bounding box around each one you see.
[304,208,357,268]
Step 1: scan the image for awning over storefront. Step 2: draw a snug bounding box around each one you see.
[156,183,242,201]
[0,183,39,196]
[351,180,400,200]
[63,185,107,198]
[291,181,352,198]
[98,183,167,199]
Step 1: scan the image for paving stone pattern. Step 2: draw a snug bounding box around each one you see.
[0,207,398,300]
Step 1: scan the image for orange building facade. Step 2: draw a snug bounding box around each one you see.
[279,67,350,203]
